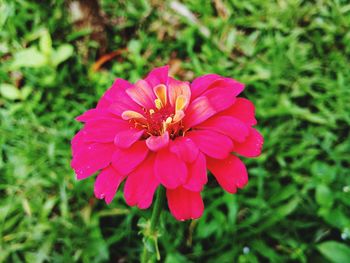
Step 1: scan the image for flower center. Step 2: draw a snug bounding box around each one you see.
[122,84,189,139]
[145,106,185,137]
[123,106,185,139]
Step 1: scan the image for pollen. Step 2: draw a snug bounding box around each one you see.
[154,99,163,110]
[165,116,172,124]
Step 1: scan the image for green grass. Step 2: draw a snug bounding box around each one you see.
[1,0,350,262]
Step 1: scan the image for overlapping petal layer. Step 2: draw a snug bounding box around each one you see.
[71,66,263,220]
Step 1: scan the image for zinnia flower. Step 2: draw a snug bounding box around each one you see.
[71,66,263,220]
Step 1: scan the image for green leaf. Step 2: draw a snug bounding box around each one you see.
[322,208,350,229]
[0,84,21,100]
[311,162,336,184]
[317,241,350,263]
[11,47,46,69]
[251,240,280,262]
[39,30,52,55]
[143,237,155,253]
[51,44,74,66]
[315,185,334,208]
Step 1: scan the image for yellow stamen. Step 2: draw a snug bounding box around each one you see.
[153,84,167,107]
[121,110,146,120]
[162,117,173,133]
[149,109,155,115]
[162,121,167,133]
[154,99,162,110]
[165,117,172,124]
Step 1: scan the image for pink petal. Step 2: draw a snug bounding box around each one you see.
[71,132,115,179]
[124,155,159,209]
[112,141,149,175]
[234,128,263,157]
[146,132,170,151]
[145,65,169,87]
[108,100,143,117]
[76,108,116,122]
[191,74,244,100]
[213,78,245,97]
[71,129,86,149]
[207,155,248,193]
[183,96,216,127]
[196,116,249,143]
[97,78,135,109]
[114,129,144,148]
[187,130,233,159]
[190,74,222,99]
[169,137,199,163]
[168,77,191,107]
[219,98,257,126]
[94,165,126,204]
[202,87,236,113]
[166,187,204,221]
[183,152,207,192]
[82,118,131,143]
[126,80,156,109]
[154,148,188,189]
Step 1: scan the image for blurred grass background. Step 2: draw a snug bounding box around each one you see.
[1,0,350,262]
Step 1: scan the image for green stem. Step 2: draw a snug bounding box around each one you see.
[141,186,165,263]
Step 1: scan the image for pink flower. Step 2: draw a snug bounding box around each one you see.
[71,66,263,221]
